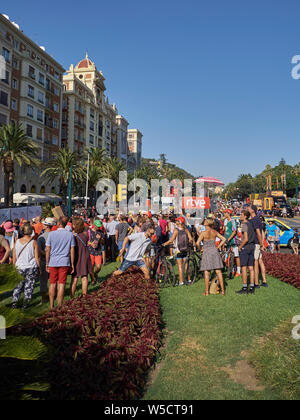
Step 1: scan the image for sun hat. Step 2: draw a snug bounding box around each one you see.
[43,218,56,227]
[3,221,15,232]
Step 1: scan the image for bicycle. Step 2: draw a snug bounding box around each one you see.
[220,246,236,279]
[151,245,176,289]
[172,245,199,286]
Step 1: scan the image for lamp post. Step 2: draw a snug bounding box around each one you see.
[68,166,72,218]
[85,151,90,210]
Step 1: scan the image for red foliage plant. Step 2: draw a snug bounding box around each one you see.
[14,269,162,400]
[263,253,300,290]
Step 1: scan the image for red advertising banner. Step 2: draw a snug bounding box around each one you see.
[182,197,210,210]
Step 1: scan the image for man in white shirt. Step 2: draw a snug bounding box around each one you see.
[113,224,155,279]
[106,215,119,262]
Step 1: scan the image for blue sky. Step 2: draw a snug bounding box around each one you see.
[4,0,300,184]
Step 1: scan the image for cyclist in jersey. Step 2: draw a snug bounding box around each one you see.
[224,210,241,277]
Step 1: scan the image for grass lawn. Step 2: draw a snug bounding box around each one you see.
[1,262,300,400]
[144,274,300,400]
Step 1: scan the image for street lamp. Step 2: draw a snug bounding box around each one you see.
[85,151,90,210]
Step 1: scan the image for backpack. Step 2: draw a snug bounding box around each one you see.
[177,228,189,252]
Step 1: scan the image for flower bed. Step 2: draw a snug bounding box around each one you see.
[13,269,162,400]
[263,253,300,290]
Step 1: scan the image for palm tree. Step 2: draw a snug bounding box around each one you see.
[84,164,103,204]
[102,157,126,186]
[41,148,84,204]
[0,123,40,207]
[84,147,106,167]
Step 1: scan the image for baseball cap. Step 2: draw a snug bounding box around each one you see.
[176,216,186,225]
[94,220,102,228]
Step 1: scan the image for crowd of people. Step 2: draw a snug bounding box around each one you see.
[0,203,299,310]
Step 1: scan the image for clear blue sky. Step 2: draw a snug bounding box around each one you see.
[4,0,300,184]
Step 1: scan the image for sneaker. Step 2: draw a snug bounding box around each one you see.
[236,288,248,295]
[235,273,242,278]
[12,302,18,309]
[248,287,255,294]
[254,285,260,290]
[261,282,268,288]
[22,299,30,311]
[177,283,185,287]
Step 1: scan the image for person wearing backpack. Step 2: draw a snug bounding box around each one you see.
[163,216,194,286]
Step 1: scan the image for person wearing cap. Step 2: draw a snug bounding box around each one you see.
[163,216,194,286]
[4,221,18,263]
[88,219,105,284]
[37,218,56,304]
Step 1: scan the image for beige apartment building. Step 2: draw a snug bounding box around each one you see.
[0,14,143,201]
[63,55,143,172]
[0,13,64,197]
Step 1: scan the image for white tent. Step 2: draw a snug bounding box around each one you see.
[0,193,62,205]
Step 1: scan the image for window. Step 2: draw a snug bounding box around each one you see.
[106,120,110,129]
[26,124,33,137]
[90,121,94,132]
[53,85,59,96]
[52,135,58,145]
[0,113,7,126]
[39,73,45,86]
[90,108,94,119]
[106,130,110,140]
[28,66,35,80]
[37,128,43,140]
[12,79,18,90]
[54,71,60,80]
[0,91,8,106]
[53,102,59,112]
[38,91,44,104]
[2,47,10,63]
[53,119,58,128]
[14,39,19,50]
[3,71,9,85]
[46,79,50,91]
[28,85,34,98]
[12,59,18,69]
[89,135,94,145]
[11,98,17,110]
[37,109,43,122]
[27,104,34,118]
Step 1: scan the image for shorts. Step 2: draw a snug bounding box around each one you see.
[254,244,262,261]
[118,240,129,251]
[176,251,188,260]
[119,259,146,272]
[240,246,255,268]
[227,245,239,258]
[90,254,103,266]
[49,266,70,285]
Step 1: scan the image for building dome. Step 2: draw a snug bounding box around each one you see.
[76,53,95,69]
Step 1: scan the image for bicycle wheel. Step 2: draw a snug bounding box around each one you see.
[156,259,175,288]
[185,258,197,285]
[227,252,235,279]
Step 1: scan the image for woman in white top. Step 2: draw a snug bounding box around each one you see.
[12,223,41,310]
